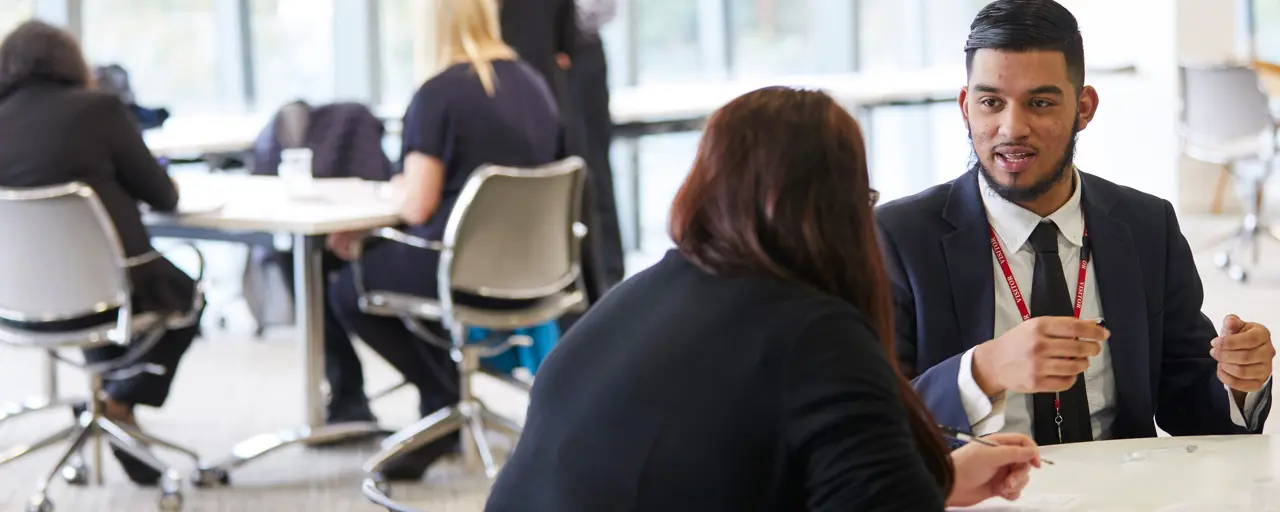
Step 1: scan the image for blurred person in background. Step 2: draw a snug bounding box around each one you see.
[568,0,625,295]
[0,20,202,486]
[501,0,624,322]
[324,0,565,480]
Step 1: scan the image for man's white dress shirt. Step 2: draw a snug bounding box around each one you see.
[956,171,1266,437]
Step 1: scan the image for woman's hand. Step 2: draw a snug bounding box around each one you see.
[326,231,367,261]
[946,433,1041,507]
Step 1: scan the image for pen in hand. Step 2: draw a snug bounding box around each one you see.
[938,425,1055,465]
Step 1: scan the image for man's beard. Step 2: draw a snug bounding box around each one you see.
[969,120,1080,204]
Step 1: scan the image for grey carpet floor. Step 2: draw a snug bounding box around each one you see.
[0,215,1277,511]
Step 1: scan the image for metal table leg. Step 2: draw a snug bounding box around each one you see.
[200,234,379,479]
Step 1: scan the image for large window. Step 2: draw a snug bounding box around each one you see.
[635,0,704,85]
[0,0,31,38]
[379,0,428,108]
[251,0,334,111]
[81,0,221,114]
[1255,0,1280,63]
[728,0,855,77]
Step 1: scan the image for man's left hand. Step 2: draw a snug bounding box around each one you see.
[1211,314,1275,394]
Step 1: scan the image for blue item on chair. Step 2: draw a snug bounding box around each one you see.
[470,321,561,376]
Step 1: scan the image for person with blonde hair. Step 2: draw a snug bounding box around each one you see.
[323,0,566,480]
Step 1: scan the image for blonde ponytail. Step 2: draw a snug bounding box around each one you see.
[436,0,516,97]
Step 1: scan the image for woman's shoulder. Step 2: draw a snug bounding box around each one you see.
[649,251,876,333]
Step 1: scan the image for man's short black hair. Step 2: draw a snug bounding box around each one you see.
[965,0,1085,91]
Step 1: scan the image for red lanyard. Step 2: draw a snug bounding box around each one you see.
[988,225,1090,321]
[988,223,1091,443]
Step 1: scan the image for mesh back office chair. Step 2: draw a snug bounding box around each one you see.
[1179,64,1280,282]
[0,183,208,512]
[354,157,588,507]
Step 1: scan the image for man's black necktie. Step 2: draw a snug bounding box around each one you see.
[1028,221,1093,445]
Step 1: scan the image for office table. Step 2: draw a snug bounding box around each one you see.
[953,435,1280,511]
[145,174,399,481]
[143,115,268,160]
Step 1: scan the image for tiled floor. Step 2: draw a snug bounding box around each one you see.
[0,215,1277,511]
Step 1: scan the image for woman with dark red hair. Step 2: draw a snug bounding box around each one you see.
[487,87,1041,511]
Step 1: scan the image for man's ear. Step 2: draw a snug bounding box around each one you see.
[1076,85,1099,131]
[959,87,970,123]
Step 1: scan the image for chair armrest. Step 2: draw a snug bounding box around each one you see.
[369,227,445,251]
[350,228,444,304]
[126,242,207,283]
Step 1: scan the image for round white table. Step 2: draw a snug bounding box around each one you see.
[953,435,1280,511]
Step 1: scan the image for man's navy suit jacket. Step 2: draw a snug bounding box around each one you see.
[875,169,1271,438]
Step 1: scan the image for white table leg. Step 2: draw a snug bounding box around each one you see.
[200,234,379,479]
[295,234,325,429]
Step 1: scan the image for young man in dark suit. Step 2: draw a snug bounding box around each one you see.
[876,0,1274,445]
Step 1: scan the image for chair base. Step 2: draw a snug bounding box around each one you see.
[0,405,196,512]
[194,421,381,484]
[0,396,86,432]
[366,399,521,479]
[362,398,522,510]
[1209,215,1280,283]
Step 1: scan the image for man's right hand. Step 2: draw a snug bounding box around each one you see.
[972,317,1108,395]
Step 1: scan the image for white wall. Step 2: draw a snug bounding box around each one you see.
[1040,0,1250,211]
[1052,0,1181,202]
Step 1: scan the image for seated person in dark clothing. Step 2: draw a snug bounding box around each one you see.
[0,21,201,485]
[485,88,1043,511]
[323,0,565,479]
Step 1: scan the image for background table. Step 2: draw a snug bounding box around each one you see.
[146,174,400,478]
[954,435,1280,511]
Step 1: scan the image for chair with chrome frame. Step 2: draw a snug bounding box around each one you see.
[1178,63,1280,282]
[0,182,212,512]
[352,157,589,506]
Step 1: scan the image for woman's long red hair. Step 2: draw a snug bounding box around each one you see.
[669,86,954,494]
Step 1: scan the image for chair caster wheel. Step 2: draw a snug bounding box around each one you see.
[1215,251,1232,269]
[371,474,391,497]
[1229,265,1248,282]
[158,490,182,512]
[25,495,52,512]
[191,467,230,487]
[60,459,88,486]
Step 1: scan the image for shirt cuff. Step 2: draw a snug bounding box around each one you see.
[1227,376,1271,430]
[958,347,1007,435]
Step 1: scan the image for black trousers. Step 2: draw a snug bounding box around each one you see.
[327,236,530,416]
[569,37,625,290]
[83,257,201,408]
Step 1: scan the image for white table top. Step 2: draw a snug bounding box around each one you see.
[952,435,1280,511]
[145,174,401,236]
[143,114,268,159]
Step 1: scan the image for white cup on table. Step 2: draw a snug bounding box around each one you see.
[279,147,315,199]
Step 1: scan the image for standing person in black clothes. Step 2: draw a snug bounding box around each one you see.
[486,88,1043,511]
[500,0,619,318]
[0,21,201,485]
[568,0,625,291]
[498,0,577,108]
[324,0,564,481]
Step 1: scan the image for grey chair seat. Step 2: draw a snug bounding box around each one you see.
[361,289,586,331]
[1185,132,1280,165]
[0,312,162,350]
